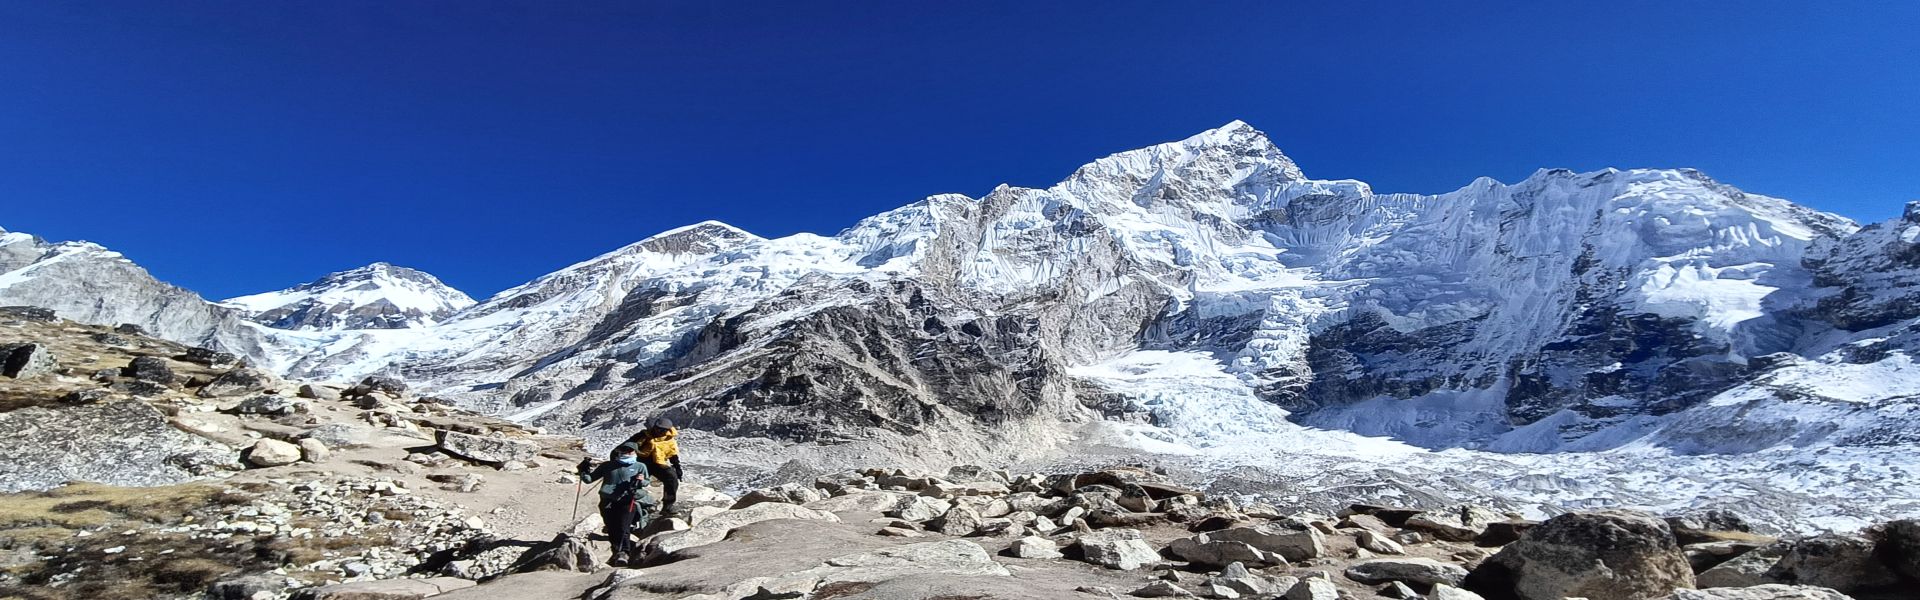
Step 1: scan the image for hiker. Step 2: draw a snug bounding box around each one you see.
[627,417,683,514]
[576,442,652,565]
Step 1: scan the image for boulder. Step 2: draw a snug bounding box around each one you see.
[110,379,169,397]
[1462,509,1694,600]
[245,439,302,467]
[931,505,984,536]
[733,488,797,509]
[298,384,341,401]
[803,490,914,514]
[178,346,239,366]
[0,343,55,379]
[1868,519,1920,580]
[1697,540,1788,588]
[62,389,110,404]
[885,495,953,522]
[1656,585,1853,600]
[1282,578,1340,600]
[198,367,273,397]
[1345,557,1469,587]
[206,574,287,600]
[1666,510,1760,545]
[121,356,175,384]
[1430,584,1489,600]
[1191,514,1251,533]
[289,577,476,600]
[436,430,538,464]
[359,375,407,396]
[1006,535,1063,559]
[1210,562,1273,596]
[508,533,597,573]
[1339,514,1393,534]
[1131,580,1192,598]
[1167,535,1283,568]
[233,395,308,416]
[1767,534,1901,593]
[298,438,331,463]
[646,502,841,559]
[1075,528,1160,570]
[1357,529,1407,554]
[1478,520,1540,547]
[1005,491,1067,516]
[732,482,823,508]
[972,517,1020,537]
[1684,541,1765,573]
[1208,523,1327,562]
[800,539,1010,585]
[303,423,373,449]
[1406,505,1502,542]
[1380,581,1421,599]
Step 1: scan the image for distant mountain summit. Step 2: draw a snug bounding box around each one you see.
[221,262,474,331]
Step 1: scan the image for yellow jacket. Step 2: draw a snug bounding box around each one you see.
[634,427,679,467]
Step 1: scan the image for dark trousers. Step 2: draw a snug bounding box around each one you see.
[599,500,636,556]
[645,462,679,509]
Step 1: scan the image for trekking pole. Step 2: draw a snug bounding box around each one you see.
[572,479,584,524]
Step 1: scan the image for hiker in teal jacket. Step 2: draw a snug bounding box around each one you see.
[576,442,653,564]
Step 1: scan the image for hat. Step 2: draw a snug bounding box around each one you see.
[649,416,674,430]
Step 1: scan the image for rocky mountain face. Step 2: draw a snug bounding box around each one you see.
[0,227,286,366]
[221,262,475,331]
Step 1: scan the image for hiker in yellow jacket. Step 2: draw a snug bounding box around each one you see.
[626,417,682,513]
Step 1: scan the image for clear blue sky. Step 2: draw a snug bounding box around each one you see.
[3,1,1916,299]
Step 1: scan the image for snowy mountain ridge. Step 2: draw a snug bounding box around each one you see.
[4,122,1917,531]
[221,262,475,331]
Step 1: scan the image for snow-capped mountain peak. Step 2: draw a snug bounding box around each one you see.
[635,220,761,255]
[221,262,475,331]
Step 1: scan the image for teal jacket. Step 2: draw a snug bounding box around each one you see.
[579,459,652,508]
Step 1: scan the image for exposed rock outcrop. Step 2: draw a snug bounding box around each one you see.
[1463,510,1694,600]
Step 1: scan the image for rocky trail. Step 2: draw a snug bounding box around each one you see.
[3,308,1917,600]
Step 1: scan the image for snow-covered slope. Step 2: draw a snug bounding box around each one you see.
[221,262,474,330]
